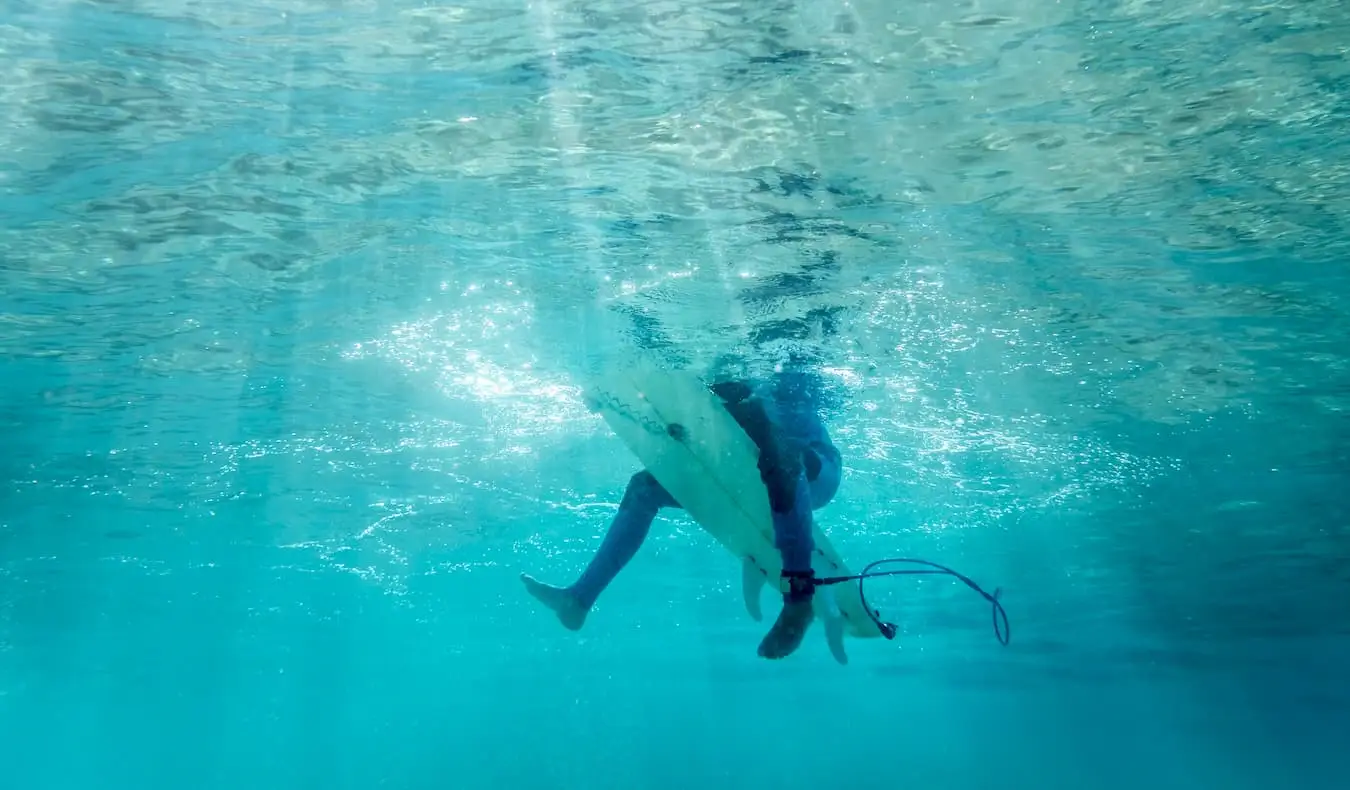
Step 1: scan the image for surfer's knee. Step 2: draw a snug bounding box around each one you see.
[624,470,660,499]
[710,379,754,405]
[723,392,777,453]
[623,470,676,511]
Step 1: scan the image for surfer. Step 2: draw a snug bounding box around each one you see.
[520,368,840,659]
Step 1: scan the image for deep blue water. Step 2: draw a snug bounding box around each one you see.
[3,1,1349,788]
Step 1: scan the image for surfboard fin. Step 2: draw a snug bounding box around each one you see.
[824,614,848,665]
[741,559,766,622]
[816,592,849,665]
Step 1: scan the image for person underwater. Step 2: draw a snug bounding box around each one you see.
[521,367,840,660]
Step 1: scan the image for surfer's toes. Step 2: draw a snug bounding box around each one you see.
[757,599,815,659]
[521,573,588,631]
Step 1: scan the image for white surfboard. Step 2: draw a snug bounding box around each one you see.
[583,357,886,662]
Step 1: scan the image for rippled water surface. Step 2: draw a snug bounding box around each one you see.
[2,1,1349,788]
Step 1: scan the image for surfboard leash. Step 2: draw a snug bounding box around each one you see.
[814,558,1010,646]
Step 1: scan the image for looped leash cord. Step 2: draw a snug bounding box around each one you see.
[815,558,1010,646]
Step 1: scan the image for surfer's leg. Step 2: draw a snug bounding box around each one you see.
[716,388,806,514]
[770,470,816,573]
[713,387,817,566]
[572,470,675,607]
[759,472,817,659]
[521,470,676,630]
[716,390,820,659]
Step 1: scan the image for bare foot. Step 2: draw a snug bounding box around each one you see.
[758,598,815,659]
[520,574,588,631]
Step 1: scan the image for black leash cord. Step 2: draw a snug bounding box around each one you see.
[815,558,1010,646]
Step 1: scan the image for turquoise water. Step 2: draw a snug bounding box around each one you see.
[3,0,1350,787]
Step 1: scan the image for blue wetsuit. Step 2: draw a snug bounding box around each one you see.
[568,371,841,611]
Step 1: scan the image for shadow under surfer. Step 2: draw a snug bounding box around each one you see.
[521,368,842,659]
